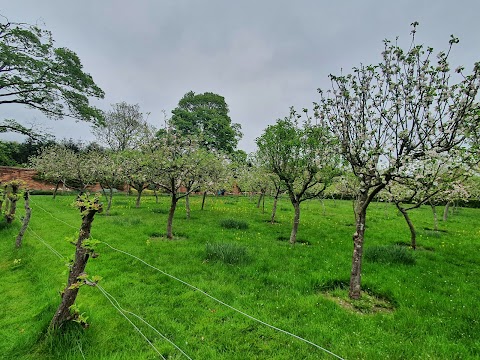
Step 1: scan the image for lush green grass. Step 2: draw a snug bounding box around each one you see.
[205,242,250,265]
[364,244,416,265]
[1,194,479,359]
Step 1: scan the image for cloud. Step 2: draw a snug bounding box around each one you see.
[1,0,479,152]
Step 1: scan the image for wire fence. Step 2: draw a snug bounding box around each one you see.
[97,284,193,360]
[25,222,191,360]
[26,197,345,360]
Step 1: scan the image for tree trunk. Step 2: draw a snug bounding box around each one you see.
[16,191,31,248]
[6,193,18,224]
[185,193,191,219]
[443,202,451,221]
[100,184,108,203]
[352,200,357,223]
[4,193,10,217]
[201,191,207,210]
[453,201,458,214]
[49,203,99,330]
[106,188,113,215]
[154,188,159,203]
[349,192,368,300]
[166,195,178,239]
[289,201,301,245]
[262,192,265,214]
[0,188,5,213]
[135,188,143,208]
[396,203,416,250]
[53,181,61,199]
[430,203,438,231]
[256,193,263,208]
[270,189,280,224]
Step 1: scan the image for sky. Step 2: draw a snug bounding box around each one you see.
[1,1,479,153]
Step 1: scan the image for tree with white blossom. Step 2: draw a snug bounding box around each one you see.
[149,133,208,239]
[316,23,480,299]
[384,151,471,248]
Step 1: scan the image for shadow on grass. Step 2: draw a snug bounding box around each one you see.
[276,236,311,246]
[394,241,435,252]
[148,231,188,240]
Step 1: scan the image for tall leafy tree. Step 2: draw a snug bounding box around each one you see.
[0,135,54,167]
[316,23,480,299]
[0,17,104,123]
[92,102,152,151]
[171,91,242,154]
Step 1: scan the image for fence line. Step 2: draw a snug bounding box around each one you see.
[97,285,192,360]
[27,226,65,260]
[76,340,86,360]
[29,198,78,230]
[27,198,345,360]
[96,284,166,360]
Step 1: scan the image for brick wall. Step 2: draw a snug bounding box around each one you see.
[0,166,54,190]
[0,166,101,191]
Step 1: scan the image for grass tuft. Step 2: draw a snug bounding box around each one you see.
[220,219,249,230]
[364,244,416,265]
[205,242,250,265]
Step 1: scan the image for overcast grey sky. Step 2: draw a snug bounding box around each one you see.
[1,1,479,152]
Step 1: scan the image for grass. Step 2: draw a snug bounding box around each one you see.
[0,194,479,359]
[364,244,416,265]
[205,242,250,265]
[219,218,249,230]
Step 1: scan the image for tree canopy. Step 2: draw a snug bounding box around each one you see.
[170,91,242,154]
[0,17,104,124]
[92,102,151,151]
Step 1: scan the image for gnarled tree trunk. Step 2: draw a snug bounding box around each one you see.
[0,185,6,213]
[135,188,143,208]
[106,188,113,215]
[289,200,300,245]
[443,202,451,221]
[185,193,191,219]
[166,194,178,239]
[6,193,18,224]
[270,188,280,224]
[256,192,264,208]
[50,198,101,330]
[201,191,207,210]
[15,191,31,248]
[53,180,61,199]
[430,202,438,231]
[349,191,368,300]
[396,202,416,249]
